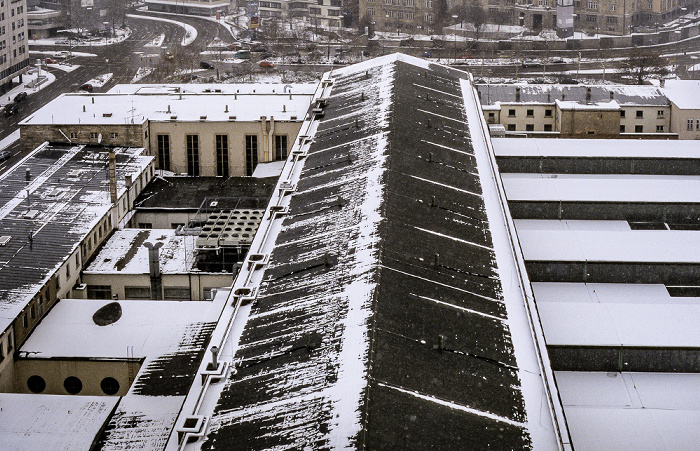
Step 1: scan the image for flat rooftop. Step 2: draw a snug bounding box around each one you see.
[533,282,699,348]
[19,83,317,126]
[84,228,197,274]
[0,393,118,450]
[492,137,700,159]
[502,173,700,203]
[516,220,700,263]
[477,84,669,106]
[555,371,700,450]
[0,144,152,333]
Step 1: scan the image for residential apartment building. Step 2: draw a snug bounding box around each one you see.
[477,84,675,138]
[0,0,29,91]
[19,83,318,177]
[359,0,435,34]
[661,79,700,140]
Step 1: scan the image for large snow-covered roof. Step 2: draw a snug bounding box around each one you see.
[19,83,316,126]
[477,84,669,106]
[0,393,118,450]
[177,54,566,450]
[555,371,700,450]
[660,79,700,110]
[493,137,700,158]
[0,144,152,334]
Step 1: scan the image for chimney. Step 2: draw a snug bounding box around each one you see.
[660,79,666,88]
[143,242,164,300]
[25,168,31,183]
[515,87,521,102]
[610,91,614,100]
[586,87,592,103]
[209,346,219,370]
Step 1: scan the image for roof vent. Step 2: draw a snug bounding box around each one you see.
[0,236,10,246]
[170,115,177,120]
[103,113,112,117]
[228,115,236,121]
[200,115,207,121]
[22,210,40,219]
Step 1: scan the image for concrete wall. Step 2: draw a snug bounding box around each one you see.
[14,358,141,396]
[19,123,148,153]
[81,272,233,301]
[558,109,620,137]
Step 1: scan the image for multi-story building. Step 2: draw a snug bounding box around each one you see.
[359,0,435,35]
[0,0,29,92]
[661,79,700,140]
[145,0,231,16]
[19,83,318,177]
[477,84,675,138]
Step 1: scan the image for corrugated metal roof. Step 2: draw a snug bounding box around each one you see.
[0,143,151,329]
[199,55,544,449]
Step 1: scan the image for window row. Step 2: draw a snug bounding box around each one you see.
[27,375,121,395]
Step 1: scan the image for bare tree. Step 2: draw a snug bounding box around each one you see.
[466,5,487,42]
[489,9,509,37]
[618,48,669,84]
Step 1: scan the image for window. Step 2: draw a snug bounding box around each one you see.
[696,119,700,130]
[544,109,552,117]
[544,124,553,131]
[101,377,120,395]
[620,110,626,118]
[610,3,616,10]
[620,125,626,133]
[657,110,664,117]
[606,16,617,23]
[137,222,152,229]
[245,135,258,176]
[508,109,516,117]
[636,110,643,118]
[186,134,199,176]
[110,132,118,139]
[656,125,664,132]
[124,286,151,299]
[507,124,516,131]
[64,376,83,395]
[405,0,414,5]
[274,135,288,161]
[587,1,597,8]
[27,375,46,393]
[635,125,643,133]
[90,132,98,139]
[526,109,534,117]
[586,14,597,22]
[215,134,229,177]
[526,124,535,131]
[156,134,170,171]
[22,314,27,328]
[425,0,432,6]
[70,132,78,139]
[164,287,191,300]
[87,285,112,299]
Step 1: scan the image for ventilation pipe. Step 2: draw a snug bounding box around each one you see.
[260,116,269,162]
[267,116,275,161]
[143,242,164,300]
[108,150,117,204]
[209,346,219,370]
[586,87,592,103]
[515,87,521,102]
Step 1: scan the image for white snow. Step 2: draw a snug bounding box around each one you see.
[493,137,700,158]
[251,160,285,178]
[0,393,118,450]
[555,372,700,451]
[126,14,197,46]
[19,297,223,359]
[517,221,700,263]
[502,173,700,203]
[660,79,700,109]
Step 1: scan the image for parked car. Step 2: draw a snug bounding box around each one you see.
[3,102,19,117]
[251,45,268,53]
[522,59,540,67]
[199,61,214,69]
[259,60,274,68]
[226,42,242,51]
[422,51,432,58]
[260,51,276,59]
[43,57,57,64]
[79,83,93,92]
[181,74,198,82]
[0,150,10,162]
[53,50,72,59]
[13,91,27,102]
[234,50,251,59]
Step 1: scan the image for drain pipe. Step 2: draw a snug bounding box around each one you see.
[260,116,269,162]
[268,116,275,160]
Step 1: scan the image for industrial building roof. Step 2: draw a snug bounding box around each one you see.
[173,54,566,450]
[492,137,700,158]
[555,371,700,450]
[19,83,316,126]
[19,292,226,450]
[659,79,700,109]
[0,143,152,334]
[476,84,669,106]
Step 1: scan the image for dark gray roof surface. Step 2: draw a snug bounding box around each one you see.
[201,56,533,449]
[0,144,150,332]
[134,176,276,211]
[477,84,669,106]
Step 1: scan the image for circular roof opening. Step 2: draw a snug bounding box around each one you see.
[93,302,122,326]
